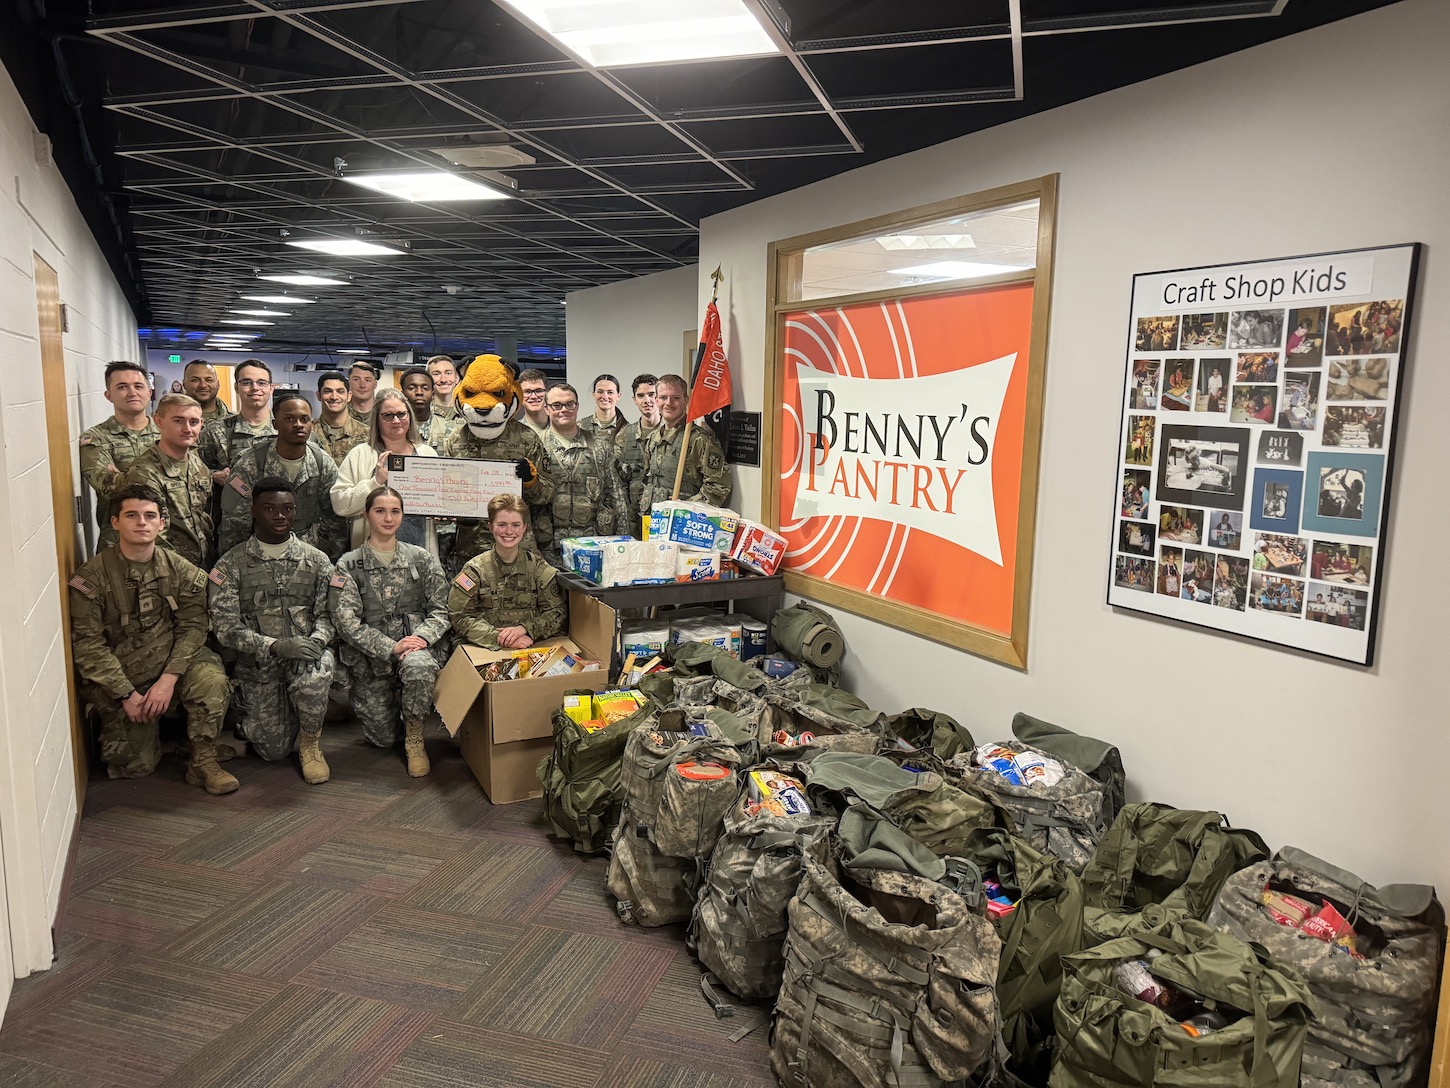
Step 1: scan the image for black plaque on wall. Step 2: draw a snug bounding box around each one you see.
[727,411,761,466]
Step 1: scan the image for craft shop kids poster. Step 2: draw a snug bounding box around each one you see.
[1107,244,1418,664]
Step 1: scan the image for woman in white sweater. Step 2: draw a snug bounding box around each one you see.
[331,387,440,556]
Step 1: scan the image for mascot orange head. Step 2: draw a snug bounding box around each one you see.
[455,354,520,440]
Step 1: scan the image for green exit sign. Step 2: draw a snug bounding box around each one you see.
[168,354,182,363]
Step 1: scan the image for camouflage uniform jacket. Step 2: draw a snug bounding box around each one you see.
[431,400,461,423]
[415,412,457,450]
[69,546,209,698]
[537,426,622,554]
[332,542,450,674]
[200,401,233,424]
[638,420,732,517]
[197,413,275,473]
[613,420,658,532]
[520,414,549,435]
[315,414,370,465]
[218,441,346,558]
[580,411,627,443]
[80,416,159,548]
[441,420,556,557]
[448,548,565,650]
[116,445,214,569]
[209,535,335,663]
[348,402,376,427]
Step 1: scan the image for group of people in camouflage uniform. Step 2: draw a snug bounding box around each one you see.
[71,356,732,797]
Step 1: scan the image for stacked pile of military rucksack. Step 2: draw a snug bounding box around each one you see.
[535,614,1445,1088]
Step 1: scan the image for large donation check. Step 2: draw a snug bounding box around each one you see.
[386,455,522,518]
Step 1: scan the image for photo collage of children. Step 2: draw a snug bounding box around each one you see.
[1110,248,1413,662]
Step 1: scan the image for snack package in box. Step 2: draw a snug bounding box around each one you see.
[649,500,740,552]
[675,546,723,582]
[729,518,787,576]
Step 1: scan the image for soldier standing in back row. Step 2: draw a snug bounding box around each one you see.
[536,382,621,564]
[614,374,660,535]
[117,392,215,569]
[217,393,345,558]
[182,360,232,424]
[637,373,732,517]
[69,485,236,794]
[209,477,337,784]
[80,361,159,551]
[313,370,369,464]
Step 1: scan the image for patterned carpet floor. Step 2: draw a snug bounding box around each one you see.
[0,728,777,1087]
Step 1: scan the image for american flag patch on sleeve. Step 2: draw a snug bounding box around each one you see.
[78,434,93,447]
[453,571,477,592]
[208,568,226,586]
[229,477,252,497]
[329,572,348,588]
[68,574,94,594]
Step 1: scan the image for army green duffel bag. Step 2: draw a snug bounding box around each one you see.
[537,699,650,854]
[1050,919,1315,1088]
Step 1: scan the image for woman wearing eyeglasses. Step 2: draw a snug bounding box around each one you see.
[331,387,441,557]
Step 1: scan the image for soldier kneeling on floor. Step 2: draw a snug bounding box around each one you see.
[209,476,337,784]
[69,484,237,795]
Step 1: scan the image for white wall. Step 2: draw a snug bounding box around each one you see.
[685,0,1449,892]
[565,264,699,419]
[0,62,140,1019]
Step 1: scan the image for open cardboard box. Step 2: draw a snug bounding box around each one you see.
[434,590,615,803]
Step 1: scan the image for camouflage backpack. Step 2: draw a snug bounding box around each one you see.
[607,812,700,927]
[1207,846,1445,1088]
[1051,919,1315,1088]
[1080,802,1269,944]
[960,827,1085,1083]
[772,852,1002,1088]
[536,698,650,854]
[617,709,755,860]
[947,741,1110,874]
[691,759,834,1002]
[1011,711,1127,825]
[762,684,884,747]
[882,707,977,763]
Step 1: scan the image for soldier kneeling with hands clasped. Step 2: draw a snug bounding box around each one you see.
[69,484,236,794]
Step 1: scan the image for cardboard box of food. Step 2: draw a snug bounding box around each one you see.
[434,590,615,803]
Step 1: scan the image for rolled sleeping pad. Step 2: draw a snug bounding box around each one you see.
[772,604,845,669]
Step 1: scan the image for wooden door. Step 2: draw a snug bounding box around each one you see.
[35,254,87,808]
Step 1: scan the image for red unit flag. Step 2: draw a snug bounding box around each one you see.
[688,301,732,422]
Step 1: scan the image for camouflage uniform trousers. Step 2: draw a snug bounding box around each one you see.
[345,647,445,747]
[78,646,229,778]
[232,650,336,761]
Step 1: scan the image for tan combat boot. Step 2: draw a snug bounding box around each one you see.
[297,731,330,784]
[186,737,240,795]
[403,719,430,778]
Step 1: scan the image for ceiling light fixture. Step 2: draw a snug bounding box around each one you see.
[241,294,317,305]
[496,0,780,67]
[285,238,406,257]
[887,260,1026,280]
[343,171,512,203]
[229,309,290,317]
[257,273,349,286]
[335,348,372,354]
[876,233,976,252]
[220,318,274,326]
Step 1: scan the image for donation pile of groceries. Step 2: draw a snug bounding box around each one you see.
[561,500,787,586]
[535,599,1445,1088]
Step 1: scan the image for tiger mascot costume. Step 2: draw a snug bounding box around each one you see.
[440,354,556,561]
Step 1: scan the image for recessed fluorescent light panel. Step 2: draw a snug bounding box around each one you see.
[344,172,511,203]
[229,309,290,317]
[258,273,349,286]
[241,295,316,305]
[285,239,405,257]
[336,348,372,354]
[496,0,779,67]
[887,261,1026,280]
[220,319,274,326]
[876,233,976,252]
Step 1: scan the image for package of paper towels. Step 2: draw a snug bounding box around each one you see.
[565,536,677,587]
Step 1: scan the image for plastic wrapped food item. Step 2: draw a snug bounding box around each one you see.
[974,743,1066,788]
[1260,887,1316,927]
[745,769,811,818]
